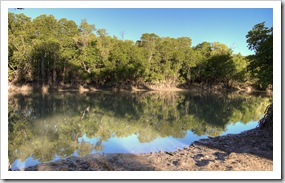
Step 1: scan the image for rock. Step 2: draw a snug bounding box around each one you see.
[173,160,182,166]
[38,164,53,171]
[195,160,210,167]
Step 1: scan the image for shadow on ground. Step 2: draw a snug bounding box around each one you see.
[193,127,273,161]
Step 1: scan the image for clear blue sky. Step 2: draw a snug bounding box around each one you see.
[9,8,272,56]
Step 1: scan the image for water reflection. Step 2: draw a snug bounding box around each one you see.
[8,91,271,170]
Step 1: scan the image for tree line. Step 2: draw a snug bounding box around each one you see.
[8,12,273,90]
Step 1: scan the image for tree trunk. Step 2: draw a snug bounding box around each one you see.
[53,53,56,84]
[47,59,50,85]
[148,55,152,63]
[62,60,66,84]
[41,54,45,86]
[187,67,191,84]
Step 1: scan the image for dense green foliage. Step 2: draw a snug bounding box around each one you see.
[8,13,272,89]
[246,22,273,89]
[8,91,271,163]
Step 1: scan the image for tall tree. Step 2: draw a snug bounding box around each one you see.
[72,19,99,84]
[57,18,79,84]
[139,33,160,83]
[246,22,273,89]
[31,15,60,85]
[192,42,212,83]
[8,13,33,82]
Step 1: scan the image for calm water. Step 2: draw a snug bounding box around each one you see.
[8,91,271,170]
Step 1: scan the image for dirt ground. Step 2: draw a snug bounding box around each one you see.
[21,127,273,171]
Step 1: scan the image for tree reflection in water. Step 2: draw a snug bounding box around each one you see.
[8,91,271,169]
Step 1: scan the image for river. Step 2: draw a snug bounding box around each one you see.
[8,91,271,170]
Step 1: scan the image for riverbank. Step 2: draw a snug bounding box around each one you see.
[8,82,271,95]
[17,125,272,171]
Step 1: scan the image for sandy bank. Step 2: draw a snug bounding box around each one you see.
[8,83,266,95]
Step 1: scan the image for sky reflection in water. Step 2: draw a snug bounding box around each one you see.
[9,91,270,170]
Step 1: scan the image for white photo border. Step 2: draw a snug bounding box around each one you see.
[1,0,281,180]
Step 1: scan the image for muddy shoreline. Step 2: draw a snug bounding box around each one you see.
[15,126,272,171]
[8,82,264,93]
